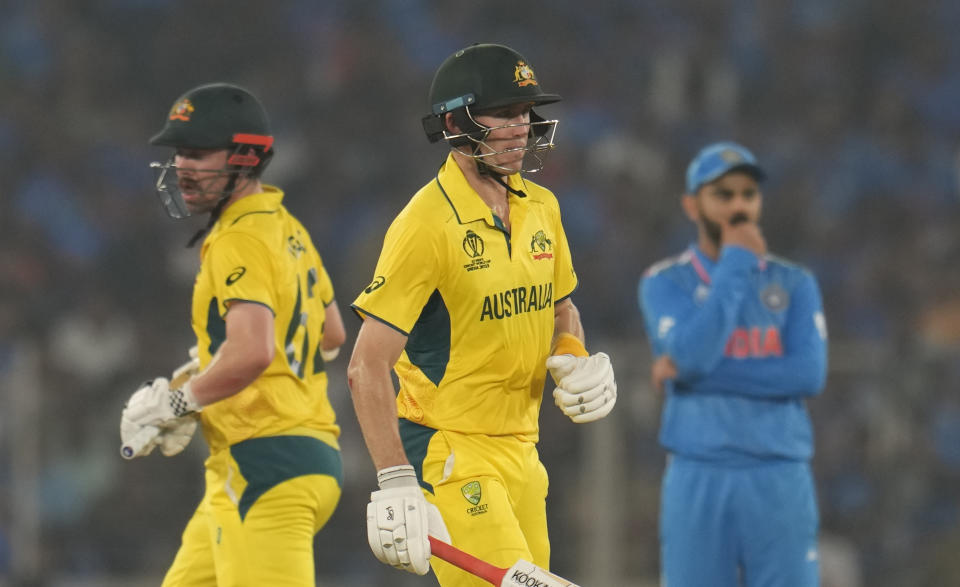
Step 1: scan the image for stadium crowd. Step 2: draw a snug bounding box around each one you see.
[2,1,959,585]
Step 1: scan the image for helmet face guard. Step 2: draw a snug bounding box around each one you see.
[150,156,193,219]
[149,133,273,218]
[439,103,559,174]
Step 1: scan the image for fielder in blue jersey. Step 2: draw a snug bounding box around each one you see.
[638,142,828,587]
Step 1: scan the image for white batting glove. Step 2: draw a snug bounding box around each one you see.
[366,465,450,575]
[123,377,201,429]
[121,347,203,460]
[120,413,161,459]
[159,346,201,455]
[120,413,197,459]
[157,415,198,456]
[546,352,617,423]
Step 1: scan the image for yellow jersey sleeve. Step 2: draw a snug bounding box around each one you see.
[551,199,578,301]
[353,213,444,334]
[205,231,277,316]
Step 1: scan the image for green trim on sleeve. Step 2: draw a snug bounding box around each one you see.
[222,298,276,316]
[349,304,411,336]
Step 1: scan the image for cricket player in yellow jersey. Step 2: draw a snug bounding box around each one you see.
[119,83,347,587]
[348,44,618,586]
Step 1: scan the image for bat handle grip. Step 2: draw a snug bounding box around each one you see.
[428,536,506,586]
[120,425,160,460]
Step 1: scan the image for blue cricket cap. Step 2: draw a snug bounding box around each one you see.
[685,141,766,193]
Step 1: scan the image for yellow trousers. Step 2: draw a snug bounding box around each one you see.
[161,434,342,587]
[418,429,551,587]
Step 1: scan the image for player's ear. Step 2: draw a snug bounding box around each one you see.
[444,112,460,135]
[681,193,699,222]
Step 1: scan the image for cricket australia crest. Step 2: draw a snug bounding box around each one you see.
[461,480,481,505]
[461,480,488,516]
[530,230,553,260]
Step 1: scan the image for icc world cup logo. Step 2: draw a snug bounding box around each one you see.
[463,230,484,258]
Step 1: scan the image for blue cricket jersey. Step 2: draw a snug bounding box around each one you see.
[638,244,828,464]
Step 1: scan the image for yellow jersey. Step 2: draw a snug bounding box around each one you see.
[352,154,577,441]
[192,186,340,452]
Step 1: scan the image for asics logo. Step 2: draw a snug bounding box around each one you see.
[226,266,246,285]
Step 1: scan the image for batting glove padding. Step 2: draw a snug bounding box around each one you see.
[367,465,450,575]
[120,413,198,459]
[121,377,201,459]
[124,377,200,428]
[120,417,161,459]
[546,352,617,423]
[157,415,198,456]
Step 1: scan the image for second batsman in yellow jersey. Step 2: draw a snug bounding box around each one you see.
[120,83,347,587]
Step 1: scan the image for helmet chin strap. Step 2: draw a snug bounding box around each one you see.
[477,159,527,198]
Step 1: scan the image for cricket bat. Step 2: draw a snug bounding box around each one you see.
[428,536,581,587]
[121,352,199,459]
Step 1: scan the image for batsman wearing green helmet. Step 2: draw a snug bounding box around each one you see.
[120,83,348,586]
[348,44,618,585]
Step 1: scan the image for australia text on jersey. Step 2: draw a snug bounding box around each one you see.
[479,282,553,321]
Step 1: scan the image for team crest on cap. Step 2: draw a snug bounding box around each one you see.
[720,148,744,163]
[513,61,539,87]
[169,98,195,122]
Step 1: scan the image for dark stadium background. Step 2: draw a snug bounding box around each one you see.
[2,1,959,585]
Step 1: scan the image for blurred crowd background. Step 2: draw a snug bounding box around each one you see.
[2,1,960,585]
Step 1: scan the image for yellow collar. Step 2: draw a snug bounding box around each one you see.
[435,153,527,225]
[218,185,284,226]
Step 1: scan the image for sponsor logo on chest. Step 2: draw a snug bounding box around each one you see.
[724,326,783,358]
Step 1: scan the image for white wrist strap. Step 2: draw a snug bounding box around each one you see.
[377,464,418,489]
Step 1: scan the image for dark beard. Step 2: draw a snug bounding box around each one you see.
[702,215,722,248]
[701,209,750,247]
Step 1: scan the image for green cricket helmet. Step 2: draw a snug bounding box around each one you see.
[149,83,274,218]
[421,43,561,174]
